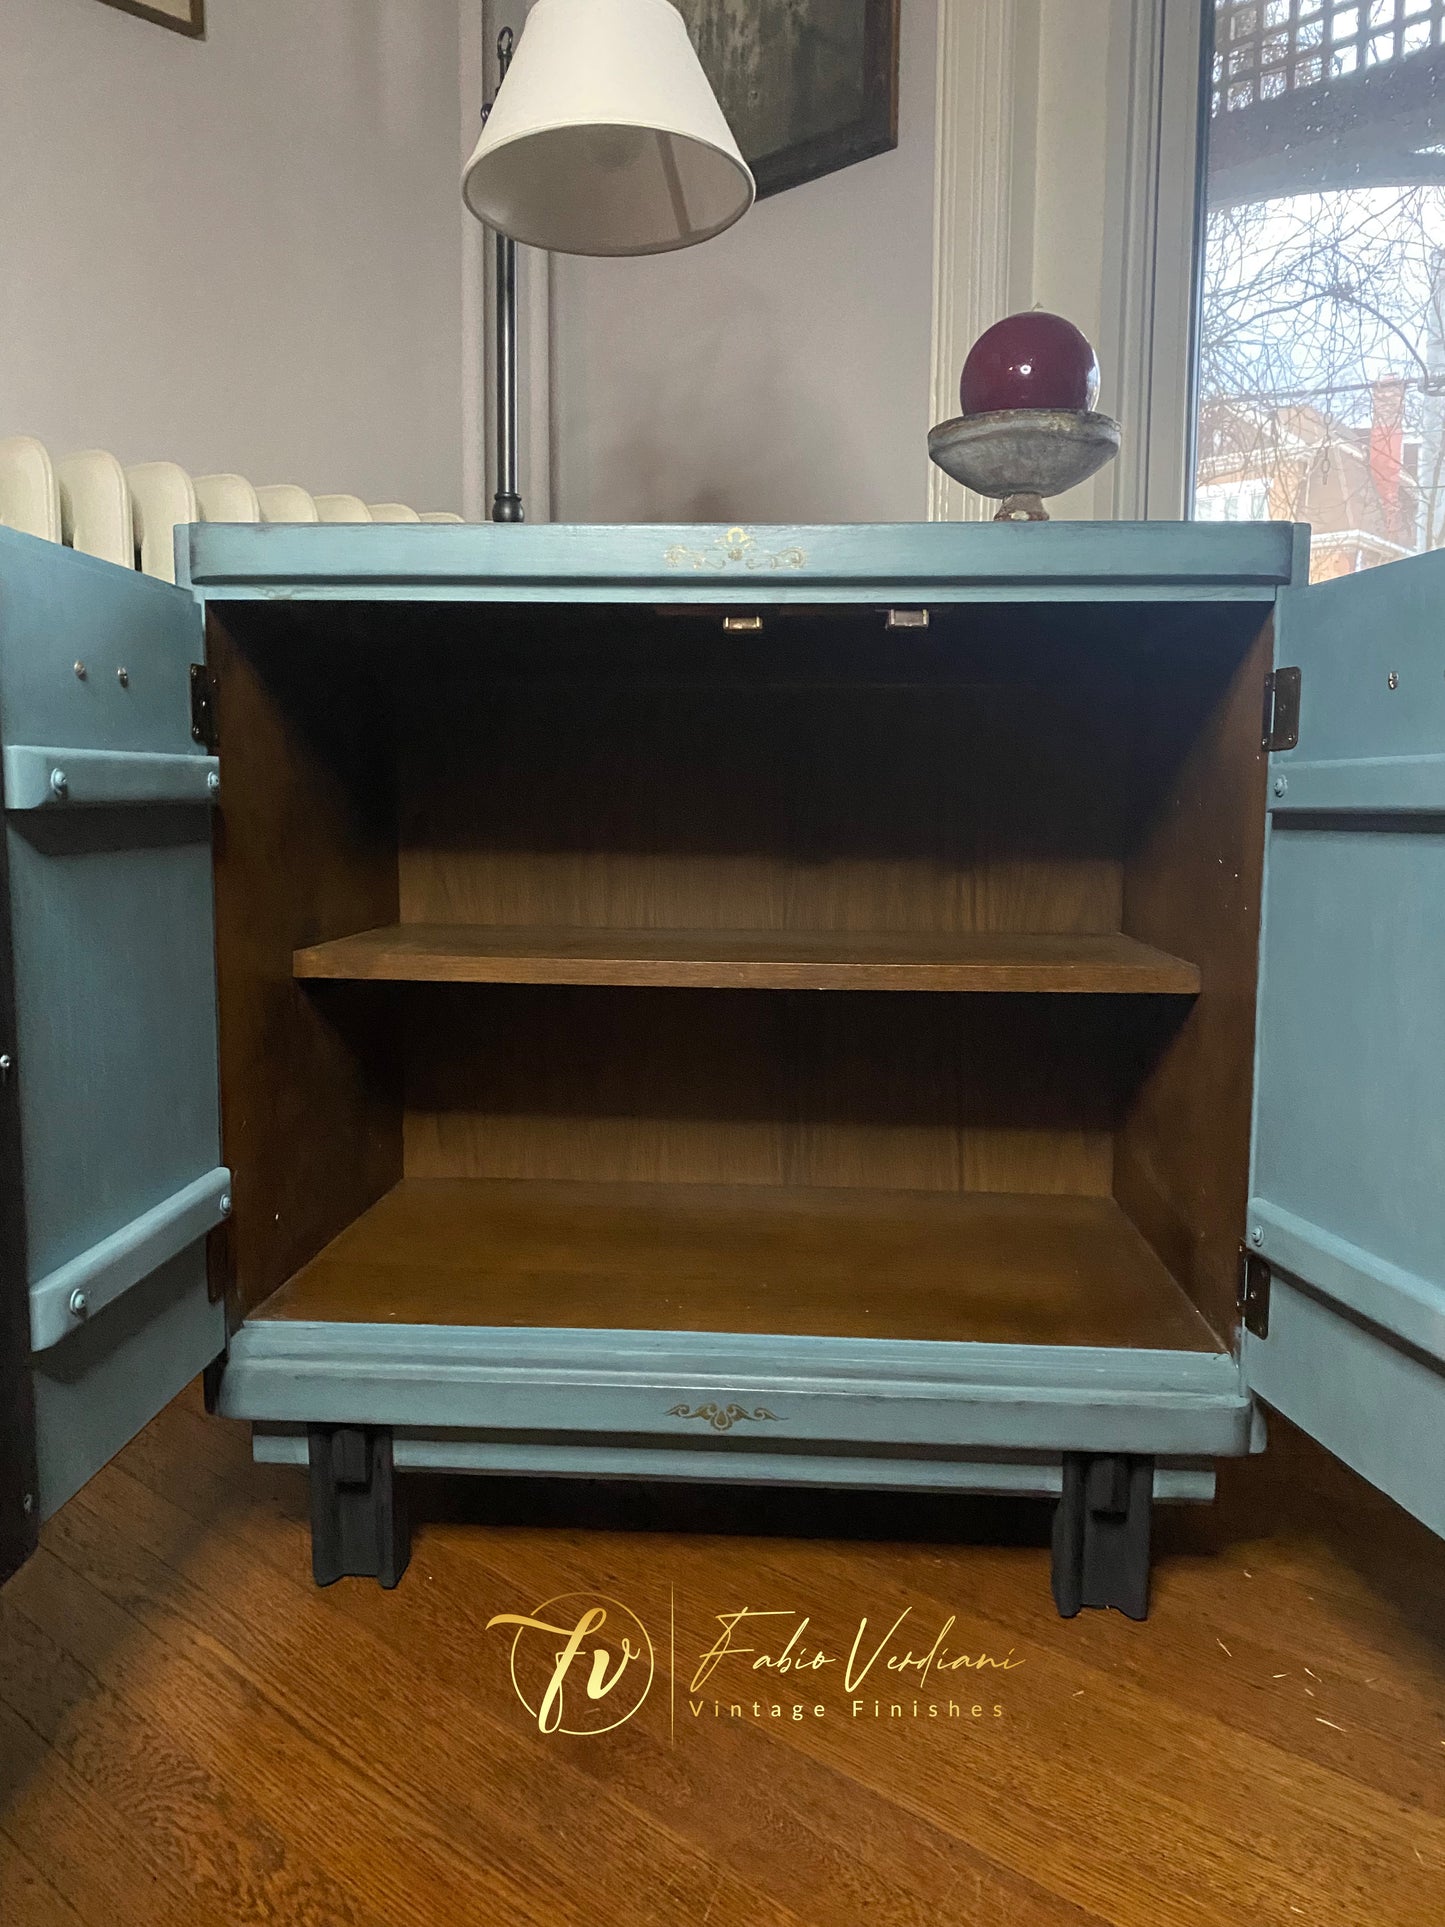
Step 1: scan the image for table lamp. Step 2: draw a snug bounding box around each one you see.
[462,0,756,521]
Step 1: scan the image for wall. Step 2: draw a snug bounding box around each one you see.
[548,0,938,525]
[0,0,465,510]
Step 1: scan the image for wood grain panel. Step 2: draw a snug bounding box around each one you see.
[1117,617,1273,1338]
[207,614,403,1316]
[397,668,1127,939]
[251,1176,1223,1351]
[295,924,1201,994]
[402,987,1151,1197]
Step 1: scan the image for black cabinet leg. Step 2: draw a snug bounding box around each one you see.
[1051,1453,1153,1620]
[308,1425,410,1589]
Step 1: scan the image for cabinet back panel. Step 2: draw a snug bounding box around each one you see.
[208,615,404,1317]
[396,633,1146,1199]
[400,987,1174,1196]
[398,663,1128,937]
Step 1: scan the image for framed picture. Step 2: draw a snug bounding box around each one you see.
[97,0,205,37]
[675,0,900,199]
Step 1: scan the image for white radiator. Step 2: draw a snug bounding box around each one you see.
[0,434,463,583]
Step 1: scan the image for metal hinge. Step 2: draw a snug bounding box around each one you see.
[1239,1251,1271,1340]
[189,662,219,752]
[1261,666,1301,752]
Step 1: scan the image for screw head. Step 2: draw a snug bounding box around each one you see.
[1250,1226,1264,1247]
[21,1492,33,1516]
[206,770,221,796]
[1273,776,1287,797]
[69,1288,89,1317]
[49,768,68,799]
[117,666,129,688]
[73,660,87,680]
[219,1191,232,1216]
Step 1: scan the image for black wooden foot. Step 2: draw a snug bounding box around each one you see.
[201,1345,228,1414]
[1051,1453,1153,1620]
[308,1425,410,1589]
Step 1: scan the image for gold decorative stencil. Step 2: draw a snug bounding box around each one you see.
[664,527,806,571]
[665,1401,782,1432]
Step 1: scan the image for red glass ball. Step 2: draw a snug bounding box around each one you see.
[960,312,1100,416]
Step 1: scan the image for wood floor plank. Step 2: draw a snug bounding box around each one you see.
[426,1511,1445,1927]
[0,1832,85,1927]
[46,1477,968,1927]
[0,1700,209,1927]
[0,1588,384,1927]
[124,1409,1411,1927]
[0,1833,86,1927]
[30,1479,732,1927]
[3,1381,1442,1927]
[107,1403,1099,1927]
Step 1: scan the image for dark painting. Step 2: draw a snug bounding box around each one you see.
[676,0,900,199]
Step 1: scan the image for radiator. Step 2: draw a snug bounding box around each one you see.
[0,434,463,584]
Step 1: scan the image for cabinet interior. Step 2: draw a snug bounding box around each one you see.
[207,598,1272,1351]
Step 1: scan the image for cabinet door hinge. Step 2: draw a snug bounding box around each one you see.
[189,662,219,752]
[1261,666,1301,752]
[1239,1250,1271,1339]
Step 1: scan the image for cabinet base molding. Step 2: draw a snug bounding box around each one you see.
[260,1424,1216,1504]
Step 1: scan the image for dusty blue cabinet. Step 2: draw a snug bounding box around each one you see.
[0,526,228,1583]
[1,518,1439,1616]
[1246,551,1445,1537]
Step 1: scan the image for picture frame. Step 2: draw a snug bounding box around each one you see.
[97,0,205,38]
[676,0,900,199]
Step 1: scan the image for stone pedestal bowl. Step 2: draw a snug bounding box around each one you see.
[927,409,1121,521]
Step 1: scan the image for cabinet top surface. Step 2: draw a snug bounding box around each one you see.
[180,519,1306,605]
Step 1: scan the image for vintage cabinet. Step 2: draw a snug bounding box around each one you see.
[1,517,1441,1618]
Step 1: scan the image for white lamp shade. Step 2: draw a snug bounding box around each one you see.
[462,0,755,256]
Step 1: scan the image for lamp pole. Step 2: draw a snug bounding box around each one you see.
[485,26,523,522]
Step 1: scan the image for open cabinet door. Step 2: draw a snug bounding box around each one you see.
[1248,547,1445,1536]
[0,527,228,1585]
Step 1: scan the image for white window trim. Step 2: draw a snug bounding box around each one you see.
[926,0,1040,524]
[927,0,1208,524]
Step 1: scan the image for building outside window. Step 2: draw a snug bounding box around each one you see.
[1196,0,1445,577]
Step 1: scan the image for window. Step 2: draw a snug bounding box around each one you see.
[1195,0,1445,577]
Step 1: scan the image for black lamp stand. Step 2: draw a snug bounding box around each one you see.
[485,27,524,523]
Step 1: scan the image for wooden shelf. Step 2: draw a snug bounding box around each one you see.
[293,924,1201,995]
[253,1178,1224,1352]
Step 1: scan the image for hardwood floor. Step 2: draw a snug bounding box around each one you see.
[1,1386,1442,1926]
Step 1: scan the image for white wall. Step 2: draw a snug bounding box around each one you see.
[548,0,938,524]
[0,0,465,510]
